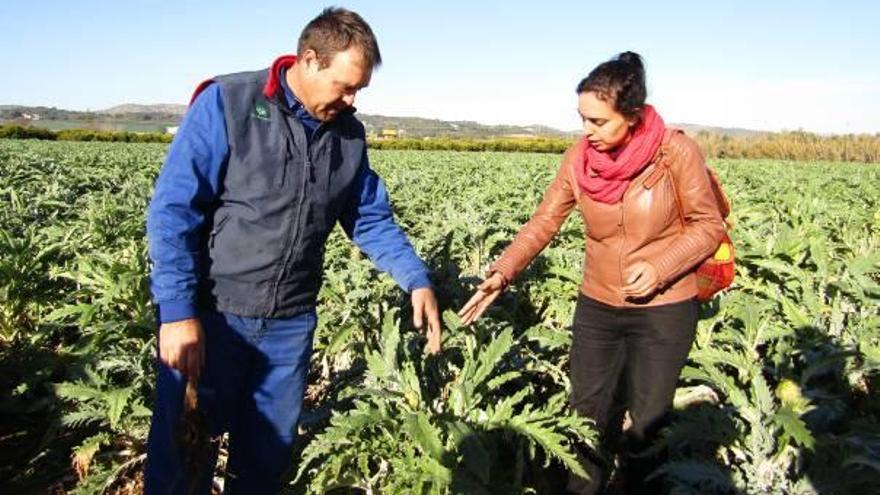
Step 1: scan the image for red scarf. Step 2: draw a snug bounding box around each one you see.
[576,105,666,204]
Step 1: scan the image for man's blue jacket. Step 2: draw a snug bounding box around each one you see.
[147,62,431,323]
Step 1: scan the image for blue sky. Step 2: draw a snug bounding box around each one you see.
[1,1,877,133]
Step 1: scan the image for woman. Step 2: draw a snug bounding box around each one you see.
[458,52,725,494]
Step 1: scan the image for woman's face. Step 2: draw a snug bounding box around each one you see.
[577,91,638,152]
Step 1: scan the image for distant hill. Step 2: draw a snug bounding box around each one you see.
[0,104,185,121]
[100,104,187,117]
[0,104,182,133]
[358,114,578,139]
[2,103,768,138]
[674,123,767,138]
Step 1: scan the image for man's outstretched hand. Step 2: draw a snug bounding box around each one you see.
[412,287,442,354]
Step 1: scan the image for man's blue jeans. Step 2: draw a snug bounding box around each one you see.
[144,308,317,494]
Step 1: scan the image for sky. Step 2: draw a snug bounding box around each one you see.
[1,1,878,134]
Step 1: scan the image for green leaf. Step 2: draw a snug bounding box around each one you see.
[504,408,589,480]
[72,432,111,478]
[55,382,103,402]
[524,324,571,350]
[469,328,514,389]
[365,349,389,380]
[485,371,521,392]
[400,360,423,410]
[403,412,445,461]
[485,387,531,425]
[447,421,491,484]
[62,408,104,429]
[752,373,775,417]
[326,324,357,355]
[105,386,133,430]
[779,295,812,329]
[773,405,815,450]
[380,310,401,372]
[691,347,757,379]
[442,309,462,331]
[650,460,735,491]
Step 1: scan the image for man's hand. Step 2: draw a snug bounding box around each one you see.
[623,261,660,300]
[412,288,442,354]
[458,272,505,326]
[158,318,205,381]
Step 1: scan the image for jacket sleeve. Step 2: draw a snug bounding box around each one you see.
[650,134,726,288]
[146,83,228,323]
[339,152,432,292]
[490,145,579,284]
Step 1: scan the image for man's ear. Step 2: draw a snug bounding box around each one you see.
[300,49,320,72]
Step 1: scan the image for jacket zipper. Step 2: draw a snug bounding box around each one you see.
[209,215,230,249]
[617,158,662,305]
[268,103,321,314]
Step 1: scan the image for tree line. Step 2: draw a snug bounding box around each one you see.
[2,124,878,162]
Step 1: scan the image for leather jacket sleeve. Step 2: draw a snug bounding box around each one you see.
[650,134,726,288]
[490,145,579,283]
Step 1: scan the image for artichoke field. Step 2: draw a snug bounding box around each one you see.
[0,140,877,494]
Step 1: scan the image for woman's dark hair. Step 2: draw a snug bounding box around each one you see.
[576,51,646,120]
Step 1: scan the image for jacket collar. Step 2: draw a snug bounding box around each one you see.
[263,54,298,99]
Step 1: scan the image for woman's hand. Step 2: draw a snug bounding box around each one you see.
[623,261,660,300]
[458,272,506,326]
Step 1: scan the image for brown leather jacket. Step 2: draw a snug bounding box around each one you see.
[491,130,725,307]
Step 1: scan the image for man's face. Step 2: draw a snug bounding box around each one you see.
[298,47,372,122]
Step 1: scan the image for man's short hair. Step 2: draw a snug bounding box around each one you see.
[297,8,382,69]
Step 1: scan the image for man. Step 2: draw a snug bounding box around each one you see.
[144,8,442,494]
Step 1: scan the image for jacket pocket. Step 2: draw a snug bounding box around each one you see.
[209,214,230,248]
[581,199,620,240]
[225,128,293,193]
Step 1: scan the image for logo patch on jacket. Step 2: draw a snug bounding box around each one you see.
[252,102,270,121]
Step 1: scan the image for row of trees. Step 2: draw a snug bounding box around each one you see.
[3,124,879,162]
[0,125,172,143]
[370,132,880,162]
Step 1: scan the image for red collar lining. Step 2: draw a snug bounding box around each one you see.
[263,54,298,99]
